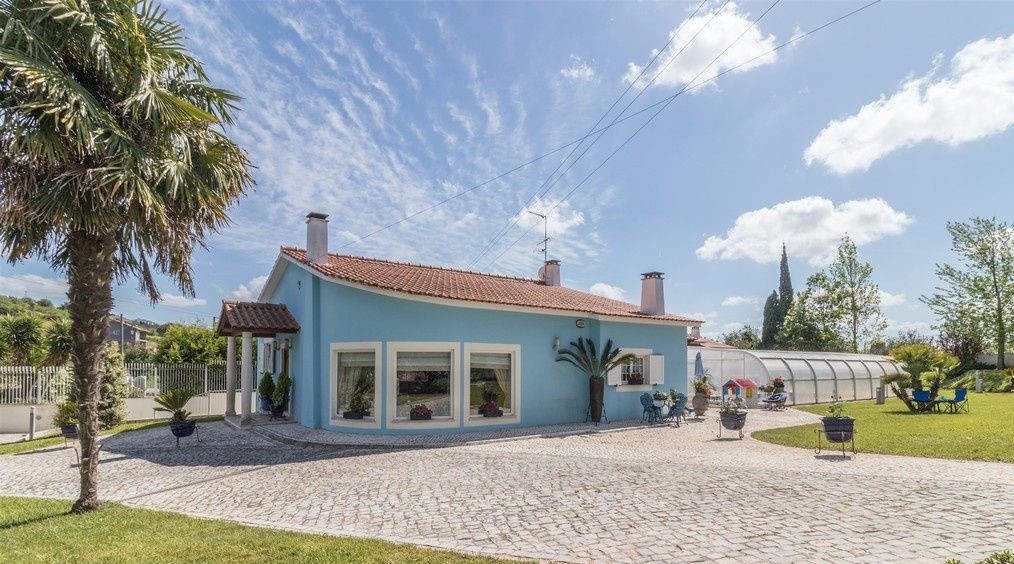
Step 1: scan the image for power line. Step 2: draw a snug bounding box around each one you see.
[468,0,715,266]
[484,0,882,270]
[334,0,881,258]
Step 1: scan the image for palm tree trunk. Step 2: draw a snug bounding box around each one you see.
[67,228,116,513]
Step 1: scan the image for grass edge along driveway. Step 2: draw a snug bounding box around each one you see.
[0,416,223,456]
[752,395,1014,463]
[0,496,517,564]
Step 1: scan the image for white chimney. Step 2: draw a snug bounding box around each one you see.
[639,271,665,316]
[540,260,561,287]
[690,326,702,340]
[306,212,329,265]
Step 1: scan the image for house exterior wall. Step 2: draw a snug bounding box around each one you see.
[265,262,688,434]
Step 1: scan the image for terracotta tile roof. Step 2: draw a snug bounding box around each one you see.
[687,336,735,349]
[217,301,300,336]
[280,247,701,325]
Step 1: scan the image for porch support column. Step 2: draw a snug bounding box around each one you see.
[240,331,253,424]
[225,335,237,416]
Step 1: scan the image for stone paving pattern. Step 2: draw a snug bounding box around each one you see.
[2,409,1012,563]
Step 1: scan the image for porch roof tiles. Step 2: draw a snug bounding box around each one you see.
[217,301,300,336]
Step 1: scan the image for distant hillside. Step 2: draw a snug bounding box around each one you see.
[0,294,69,321]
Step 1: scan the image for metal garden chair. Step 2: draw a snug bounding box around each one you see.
[640,392,660,423]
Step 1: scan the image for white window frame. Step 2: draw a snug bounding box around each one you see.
[463,343,521,427]
[329,342,382,429]
[610,347,653,393]
[386,341,460,429]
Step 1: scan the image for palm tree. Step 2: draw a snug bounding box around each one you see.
[0,0,252,511]
[0,314,43,365]
[555,338,635,423]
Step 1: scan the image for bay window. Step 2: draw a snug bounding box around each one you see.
[465,344,520,424]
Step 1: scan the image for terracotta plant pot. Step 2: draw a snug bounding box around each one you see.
[692,393,709,417]
[589,376,605,423]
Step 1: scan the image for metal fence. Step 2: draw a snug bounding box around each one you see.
[0,362,237,405]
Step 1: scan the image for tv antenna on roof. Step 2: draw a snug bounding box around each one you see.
[528,210,548,264]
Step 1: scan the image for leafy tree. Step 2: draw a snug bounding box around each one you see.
[0,1,251,511]
[936,320,986,372]
[721,325,760,349]
[922,218,1014,369]
[155,324,226,364]
[775,290,845,351]
[122,345,153,363]
[870,329,934,356]
[805,236,886,352]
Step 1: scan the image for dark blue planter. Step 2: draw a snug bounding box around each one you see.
[170,420,196,438]
[260,397,272,412]
[821,417,855,443]
[719,412,747,430]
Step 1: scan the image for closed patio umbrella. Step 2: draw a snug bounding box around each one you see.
[694,351,705,379]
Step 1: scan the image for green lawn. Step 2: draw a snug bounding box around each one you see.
[0,497,513,564]
[0,416,222,456]
[753,394,1014,463]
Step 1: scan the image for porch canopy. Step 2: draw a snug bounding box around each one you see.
[216,301,299,425]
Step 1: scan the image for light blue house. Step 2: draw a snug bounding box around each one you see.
[218,213,700,434]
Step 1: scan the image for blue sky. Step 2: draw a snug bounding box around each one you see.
[2,1,1013,339]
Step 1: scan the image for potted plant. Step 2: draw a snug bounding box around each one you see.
[771,376,785,391]
[154,388,197,443]
[821,396,854,443]
[53,400,79,441]
[479,383,503,417]
[257,372,275,412]
[343,389,371,420]
[718,400,748,439]
[691,375,711,417]
[270,372,291,420]
[555,337,637,424]
[627,371,644,385]
[410,404,433,420]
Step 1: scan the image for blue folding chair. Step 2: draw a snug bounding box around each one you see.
[912,390,936,412]
[938,388,969,414]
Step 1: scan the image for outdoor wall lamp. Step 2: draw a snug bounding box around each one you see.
[553,337,560,350]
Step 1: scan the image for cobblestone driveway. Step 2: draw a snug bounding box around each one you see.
[2,410,1012,563]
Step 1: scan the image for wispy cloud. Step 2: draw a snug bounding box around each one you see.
[560,55,596,81]
[721,295,758,307]
[231,275,270,301]
[157,294,208,308]
[0,273,68,302]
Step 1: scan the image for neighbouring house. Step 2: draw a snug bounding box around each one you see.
[216,212,701,434]
[107,317,148,350]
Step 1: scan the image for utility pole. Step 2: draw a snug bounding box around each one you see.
[119,313,125,356]
[529,210,548,264]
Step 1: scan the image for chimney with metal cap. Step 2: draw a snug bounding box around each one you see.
[640,272,665,315]
[306,212,329,265]
[540,260,561,287]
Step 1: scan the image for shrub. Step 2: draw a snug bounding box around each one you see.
[52,400,78,427]
[257,372,275,400]
[271,372,291,411]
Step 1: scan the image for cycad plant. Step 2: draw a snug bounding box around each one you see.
[0,0,252,511]
[555,338,635,423]
[154,387,195,424]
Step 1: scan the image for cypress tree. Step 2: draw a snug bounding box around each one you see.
[761,290,780,348]
[777,244,794,327]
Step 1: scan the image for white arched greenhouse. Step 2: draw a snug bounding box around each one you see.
[686,346,904,405]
